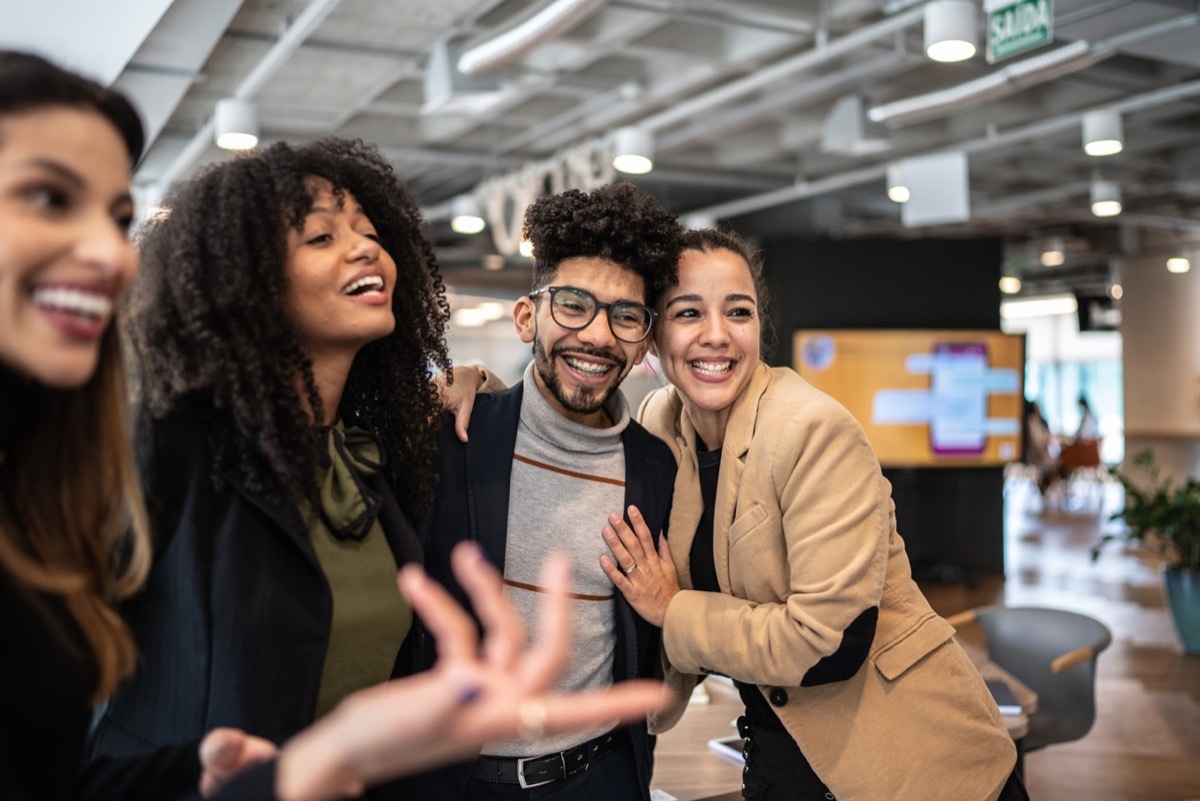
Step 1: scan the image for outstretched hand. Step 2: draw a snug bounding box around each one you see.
[599,505,680,627]
[274,542,669,801]
[198,728,278,797]
[435,366,485,443]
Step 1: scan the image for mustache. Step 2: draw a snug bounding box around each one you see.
[551,344,627,368]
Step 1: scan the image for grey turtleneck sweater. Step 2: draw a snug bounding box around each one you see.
[483,362,629,757]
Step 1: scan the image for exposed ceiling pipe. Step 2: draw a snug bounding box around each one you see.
[610,0,815,35]
[687,78,1200,222]
[490,81,639,156]
[457,0,610,76]
[420,8,926,213]
[657,51,909,150]
[869,41,1107,127]
[869,12,1199,128]
[152,0,343,190]
[636,5,925,134]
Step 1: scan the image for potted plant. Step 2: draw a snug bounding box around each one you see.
[1094,449,1200,653]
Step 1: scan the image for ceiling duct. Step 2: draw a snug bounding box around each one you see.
[821,95,891,156]
[423,38,504,115]
[869,40,1107,128]
[868,11,1198,129]
[686,77,1200,224]
[456,0,609,76]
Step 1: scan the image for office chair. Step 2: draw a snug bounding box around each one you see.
[948,606,1112,753]
[1059,439,1109,509]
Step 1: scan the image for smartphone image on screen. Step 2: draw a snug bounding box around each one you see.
[929,342,988,456]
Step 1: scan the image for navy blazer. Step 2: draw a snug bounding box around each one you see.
[419,383,676,800]
[88,399,423,796]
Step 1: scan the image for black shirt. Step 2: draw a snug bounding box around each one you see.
[688,443,787,731]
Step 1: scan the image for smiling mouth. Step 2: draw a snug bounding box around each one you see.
[691,359,733,376]
[31,286,114,321]
[342,275,385,296]
[562,353,616,377]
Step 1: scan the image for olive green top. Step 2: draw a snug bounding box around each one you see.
[309,421,412,719]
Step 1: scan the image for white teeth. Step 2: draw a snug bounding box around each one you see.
[32,286,113,319]
[564,356,611,376]
[691,360,732,376]
[342,275,385,295]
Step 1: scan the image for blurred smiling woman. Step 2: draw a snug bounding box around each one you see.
[0,49,154,798]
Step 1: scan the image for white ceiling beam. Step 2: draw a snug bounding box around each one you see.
[0,0,175,84]
[152,0,343,190]
[114,0,246,147]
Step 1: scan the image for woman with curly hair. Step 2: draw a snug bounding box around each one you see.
[1,56,666,800]
[87,137,455,775]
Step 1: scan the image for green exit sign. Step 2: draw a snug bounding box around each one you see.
[987,0,1053,63]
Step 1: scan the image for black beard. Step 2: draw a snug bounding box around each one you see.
[532,337,628,415]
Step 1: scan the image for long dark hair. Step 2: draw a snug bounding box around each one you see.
[0,50,150,702]
[128,137,452,517]
[0,51,143,162]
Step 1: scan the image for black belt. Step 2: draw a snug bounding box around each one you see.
[471,729,621,789]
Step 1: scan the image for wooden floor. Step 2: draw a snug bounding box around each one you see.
[922,478,1200,801]
[653,477,1200,801]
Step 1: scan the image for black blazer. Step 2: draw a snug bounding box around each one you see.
[1,567,289,801]
[88,399,423,760]
[0,372,283,801]
[419,383,676,800]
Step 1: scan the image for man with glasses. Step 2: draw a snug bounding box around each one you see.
[414,183,684,801]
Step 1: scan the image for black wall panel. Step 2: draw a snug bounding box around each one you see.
[758,236,1008,579]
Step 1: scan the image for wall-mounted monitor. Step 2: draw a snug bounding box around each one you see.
[793,329,1025,468]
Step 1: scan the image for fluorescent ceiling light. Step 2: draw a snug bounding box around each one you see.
[998,276,1022,294]
[214,98,258,151]
[1167,257,1191,274]
[477,301,507,320]
[1040,249,1065,267]
[1000,294,1078,320]
[1082,109,1123,157]
[1090,179,1122,217]
[924,0,978,63]
[612,126,654,175]
[886,163,909,203]
[450,195,486,235]
[452,308,488,328]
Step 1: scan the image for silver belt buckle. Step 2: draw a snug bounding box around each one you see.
[517,753,565,789]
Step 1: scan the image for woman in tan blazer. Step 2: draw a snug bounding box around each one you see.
[598,228,1027,801]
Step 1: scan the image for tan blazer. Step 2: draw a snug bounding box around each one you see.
[640,364,1015,801]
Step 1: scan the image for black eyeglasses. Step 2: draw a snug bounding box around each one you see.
[529,286,657,343]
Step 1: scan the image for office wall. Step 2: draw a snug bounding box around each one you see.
[759,236,1008,577]
[1120,239,1200,479]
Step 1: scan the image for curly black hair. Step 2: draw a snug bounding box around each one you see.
[128,137,451,516]
[524,182,683,305]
